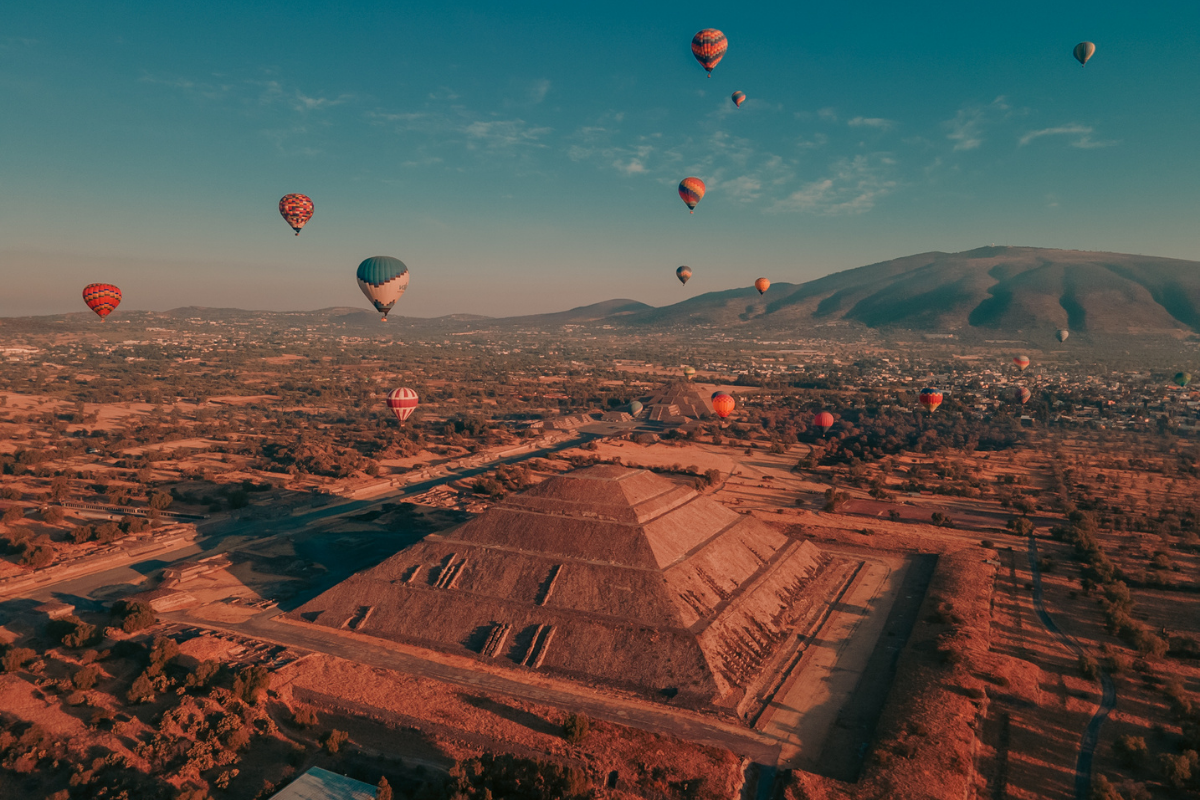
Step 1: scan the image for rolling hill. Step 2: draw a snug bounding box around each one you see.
[606,247,1200,335]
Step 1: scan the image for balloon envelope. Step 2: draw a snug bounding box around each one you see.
[1174,372,1193,388]
[814,411,835,432]
[386,387,419,422]
[731,91,746,108]
[754,278,770,295]
[1073,41,1095,65]
[919,388,943,413]
[356,256,410,320]
[1016,387,1032,404]
[1056,329,1070,343]
[629,400,643,415]
[676,266,692,285]
[1013,355,1030,371]
[691,29,727,76]
[679,177,706,212]
[279,193,314,235]
[682,366,696,380]
[82,283,121,320]
[712,392,735,418]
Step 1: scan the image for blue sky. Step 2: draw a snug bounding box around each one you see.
[2,1,1199,317]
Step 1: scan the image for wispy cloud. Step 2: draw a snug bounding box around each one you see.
[771,154,897,214]
[944,96,1010,151]
[818,107,839,122]
[1018,124,1117,149]
[464,119,552,149]
[527,79,551,105]
[848,116,895,130]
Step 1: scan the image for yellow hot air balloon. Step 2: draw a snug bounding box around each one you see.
[1073,41,1096,66]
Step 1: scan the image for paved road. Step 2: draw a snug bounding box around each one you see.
[1026,535,1116,800]
[169,609,783,765]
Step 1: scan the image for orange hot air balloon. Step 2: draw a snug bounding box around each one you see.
[679,177,706,213]
[82,283,122,320]
[918,387,943,413]
[1013,355,1030,371]
[754,278,770,295]
[712,392,735,418]
[813,411,834,433]
[279,193,314,235]
[731,91,746,108]
[691,29,727,77]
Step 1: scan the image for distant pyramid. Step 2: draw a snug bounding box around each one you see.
[292,465,835,705]
[643,381,715,423]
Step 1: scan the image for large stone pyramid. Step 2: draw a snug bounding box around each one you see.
[292,465,832,705]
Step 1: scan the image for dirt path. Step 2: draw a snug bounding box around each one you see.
[1026,535,1116,800]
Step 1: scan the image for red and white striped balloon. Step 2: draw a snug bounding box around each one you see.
[386,387,419,423]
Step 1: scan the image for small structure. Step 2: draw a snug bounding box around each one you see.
[162,554,232,586]
[176,634,244,669]
[268,768,376,800]
[127,588,198,612]
[34,600,75,620]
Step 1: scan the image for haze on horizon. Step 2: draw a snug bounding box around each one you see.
[2,1,1199,318]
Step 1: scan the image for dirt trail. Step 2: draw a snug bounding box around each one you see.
[1026,535,1116,800]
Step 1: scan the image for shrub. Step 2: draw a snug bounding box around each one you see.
[21,544,54,569]
[1160,751,1198,790]
[114,600,156,633]
[323,729,349,754]
[2,646,36,673]
[1113,735,1148,770]
[126,671,156,704]
[375,777,392,800]
[72,665,101,690]
[233,664,270,705]
[1079,655,1100,680]
[292,706,319,728]
[562,712,590,745]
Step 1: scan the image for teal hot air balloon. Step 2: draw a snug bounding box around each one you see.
[1173,372,1192,388]
[356,256,410,321]
[629,400,643,415]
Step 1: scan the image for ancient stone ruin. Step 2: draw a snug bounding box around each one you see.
[293,465,839,706]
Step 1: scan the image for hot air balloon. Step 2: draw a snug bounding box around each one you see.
[712,392,735,418]
[683,366,697,381]
[691,29,727,77]
[676,266,692,285]
[814,411,834,433]
[1073,41,1096,66]
[630,400,644,415]
[1013,355,1030,371]
[1056,329,1070,343]
[279,194,314,235]
[679,177,706,213]
[1174,372,1193,388]
[919,388,943,413]
[386,387,419,423]
[82,283,121,320]
[711,391,722,401]
[1015,387,1031,405]
[731,91,746,108]
[754,278,770,295]
[356,256,410,321]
